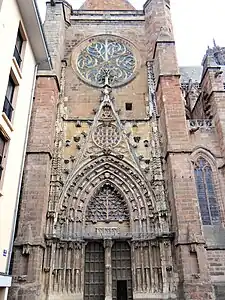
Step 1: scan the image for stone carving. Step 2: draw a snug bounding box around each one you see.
[75,120,82,127]
[93,123,121,148]
[144,140,149,147]
[147,61,168,222]
[203,40,225,67]
[86,182,129,223]
[96,227,119,237]
[189,119,214,131]
[133,136,141,143]
[100,103,113,119]
[43,61,175,299]
[74,136,80,142]
[65,140,71,147]
[46,153,170,243]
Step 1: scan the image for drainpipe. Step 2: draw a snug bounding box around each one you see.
[6,63,38,274]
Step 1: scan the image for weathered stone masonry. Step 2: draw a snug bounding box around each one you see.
[9,0,225,299]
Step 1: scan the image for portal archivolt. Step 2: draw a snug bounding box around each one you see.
[44,154,175,297]
[52,154,163,240]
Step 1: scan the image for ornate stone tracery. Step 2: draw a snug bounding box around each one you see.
[76,36,136,87]
[47,154,162,240]
[42,64,176,299]
[86,182,129,223]
[93,123,121,148]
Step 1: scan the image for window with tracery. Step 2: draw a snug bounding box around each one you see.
[93,123,121,149]
[86,183,129,223]
[194,157,221,225]
[76,37,136,87]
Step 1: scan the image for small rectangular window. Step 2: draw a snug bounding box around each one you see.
[3,76,15,121]
[14,28,23,67]
[125,103,132,111]
[0,132,6,180]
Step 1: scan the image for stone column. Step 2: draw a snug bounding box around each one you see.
[80,242,87,298]
[104,239,113,300]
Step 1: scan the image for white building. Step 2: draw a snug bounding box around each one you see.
[0,0,51,298]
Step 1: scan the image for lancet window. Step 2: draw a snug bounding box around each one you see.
[194,157,220,225]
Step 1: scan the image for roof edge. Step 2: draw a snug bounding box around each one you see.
[16,0,52,70]
[79,0,135,11]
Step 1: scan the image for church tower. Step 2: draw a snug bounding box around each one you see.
[9,0,225,299]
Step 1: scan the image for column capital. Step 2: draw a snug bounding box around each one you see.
[103,239,114,249]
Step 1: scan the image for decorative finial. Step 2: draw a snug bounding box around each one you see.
[101,85,112,103]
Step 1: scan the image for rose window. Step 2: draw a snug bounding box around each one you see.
[76,37,136,87]
[93,123,121,148]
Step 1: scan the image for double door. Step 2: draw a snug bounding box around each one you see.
[84,241,132,300]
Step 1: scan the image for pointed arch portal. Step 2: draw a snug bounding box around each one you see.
[46,154,172,299]
[55,154,161,240]
[83,182,133,300]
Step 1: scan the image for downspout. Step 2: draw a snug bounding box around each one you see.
[6,63,38,274]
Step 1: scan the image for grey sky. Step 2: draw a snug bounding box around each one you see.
[36,0,225,66]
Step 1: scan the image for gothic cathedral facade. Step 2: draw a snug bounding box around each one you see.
[9,0,225,299]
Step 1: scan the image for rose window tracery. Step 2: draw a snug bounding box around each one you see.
[93,123,121,148]
[76,37,136,87]
[86,183,129,223]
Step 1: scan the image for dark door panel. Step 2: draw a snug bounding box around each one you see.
[84,242,105,300]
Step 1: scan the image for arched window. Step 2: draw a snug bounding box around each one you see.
[194,157,221,225]
[86,182,129,224]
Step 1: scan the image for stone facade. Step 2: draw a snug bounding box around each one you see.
[80,0,135,10]
[8,0,225,299]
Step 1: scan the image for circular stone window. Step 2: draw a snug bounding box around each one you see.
[93,123,121,148]
[75,36,137,88]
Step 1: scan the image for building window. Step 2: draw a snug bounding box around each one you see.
[3,76,15,121]
[0,133,6,180]
[13,28,23,67]
[194,157,221,225]
[125,103,132,111]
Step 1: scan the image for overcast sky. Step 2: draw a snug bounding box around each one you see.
[36,0,225,66]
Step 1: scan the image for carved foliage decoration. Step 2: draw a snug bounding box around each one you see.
[86,182,129,223]
[46,154,170,242]
[47,63,169,240]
